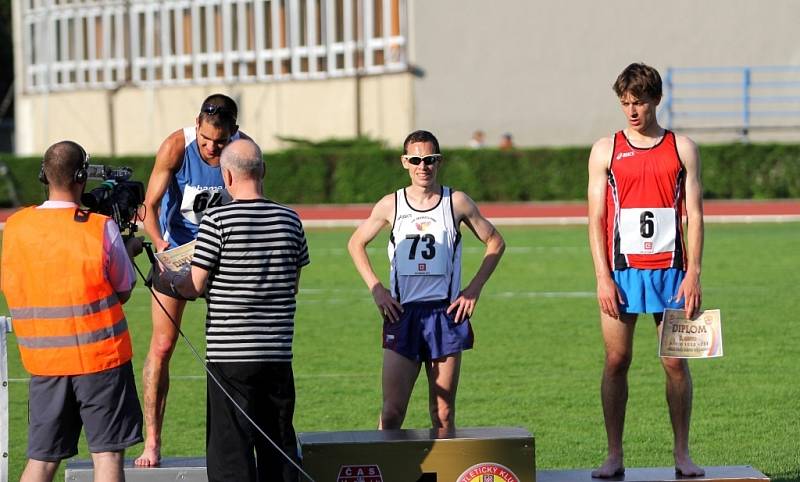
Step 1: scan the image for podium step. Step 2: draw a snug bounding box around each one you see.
[299,426,535,482]
[65,458,770,482]
[537,466,769,482]
[65,457,208,482]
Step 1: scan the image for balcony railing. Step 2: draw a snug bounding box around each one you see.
[21,0,409,93]
[660,66,800,138]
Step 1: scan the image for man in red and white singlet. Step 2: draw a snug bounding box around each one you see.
[587,63,705,478]
[605,129,687,272]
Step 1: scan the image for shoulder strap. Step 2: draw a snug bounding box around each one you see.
[183,126,196,148]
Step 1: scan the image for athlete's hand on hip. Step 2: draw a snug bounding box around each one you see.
[371,284,403,323]
[448,284,481,323]
[596,275,624,319]
[675,272,702,319]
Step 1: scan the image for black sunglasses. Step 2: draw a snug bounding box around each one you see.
[201,104,236,120]
[402,154,442,166]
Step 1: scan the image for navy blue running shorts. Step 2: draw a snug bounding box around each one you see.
[382,299,474,362]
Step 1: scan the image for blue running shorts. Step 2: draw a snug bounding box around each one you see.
[613,268,685,314]
[382,300,474,362]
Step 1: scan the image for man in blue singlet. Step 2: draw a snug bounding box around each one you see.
[348,130,505,431]
[135,94,246,466]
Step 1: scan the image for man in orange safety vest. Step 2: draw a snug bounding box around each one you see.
[1,140,143,482]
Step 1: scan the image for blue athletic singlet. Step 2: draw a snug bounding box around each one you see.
[159,127,236,247]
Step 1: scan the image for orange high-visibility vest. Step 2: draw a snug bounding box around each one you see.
[0,207,132,376]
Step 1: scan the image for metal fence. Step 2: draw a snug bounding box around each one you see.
[0,317,11,482]
[21,0,408,93]
[659,66,800,138]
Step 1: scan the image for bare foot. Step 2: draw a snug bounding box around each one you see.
[675,456,704,477]
[591,456,625,479]
[134,446,161,467]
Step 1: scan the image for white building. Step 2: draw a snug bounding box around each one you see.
[12,0,800,155]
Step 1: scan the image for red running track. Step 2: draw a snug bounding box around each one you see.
[1,199,799,223]
[293,199,800,220]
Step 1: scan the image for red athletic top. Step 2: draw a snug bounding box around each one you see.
[605,130,686,271]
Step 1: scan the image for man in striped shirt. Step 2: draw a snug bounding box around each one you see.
[156,139,309,482]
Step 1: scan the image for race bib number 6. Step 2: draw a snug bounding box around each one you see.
[619,207,676,255]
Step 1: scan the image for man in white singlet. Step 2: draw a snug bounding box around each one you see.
[348,130,505,430]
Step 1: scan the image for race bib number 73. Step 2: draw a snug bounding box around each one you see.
[396,229,447,275]
[619,207,676,255]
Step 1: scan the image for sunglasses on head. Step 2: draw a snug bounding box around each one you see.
[402,154,442,166]
[201,103,236,119]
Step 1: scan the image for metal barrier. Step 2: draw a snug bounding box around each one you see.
[660,66,800,138]
[0,316,11,482]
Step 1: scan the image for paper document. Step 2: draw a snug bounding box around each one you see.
[659,308,723,358]
[154,240,196,274]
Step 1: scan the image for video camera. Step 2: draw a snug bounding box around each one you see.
[80,165,145,238]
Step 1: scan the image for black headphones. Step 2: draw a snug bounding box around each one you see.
[39,143,89,185]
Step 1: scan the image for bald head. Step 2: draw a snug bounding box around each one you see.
[220,139,264,180]
[42,140,87,188]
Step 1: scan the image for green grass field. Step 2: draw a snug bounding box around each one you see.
[2,223,799,481]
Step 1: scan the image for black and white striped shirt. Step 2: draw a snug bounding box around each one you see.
[191,199,310,363]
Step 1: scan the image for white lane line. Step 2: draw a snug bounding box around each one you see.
[8,373,374,383]
[492,291,594,298]
[3,215,799,232]
[309,246,583,255]
[300,288,364,294]
[296,290,595,301]
[300,215,800,228]
[300,288,592,295]
[704,214,800,223]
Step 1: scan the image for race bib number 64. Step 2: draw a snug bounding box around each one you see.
[619,207,676,255]
[180,186,230,225]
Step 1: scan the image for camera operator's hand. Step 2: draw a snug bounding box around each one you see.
[125,236,144,259]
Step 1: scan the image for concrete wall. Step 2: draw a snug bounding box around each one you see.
[409,0,800,147]
[360,74,415,144]
[14,73,414,156]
